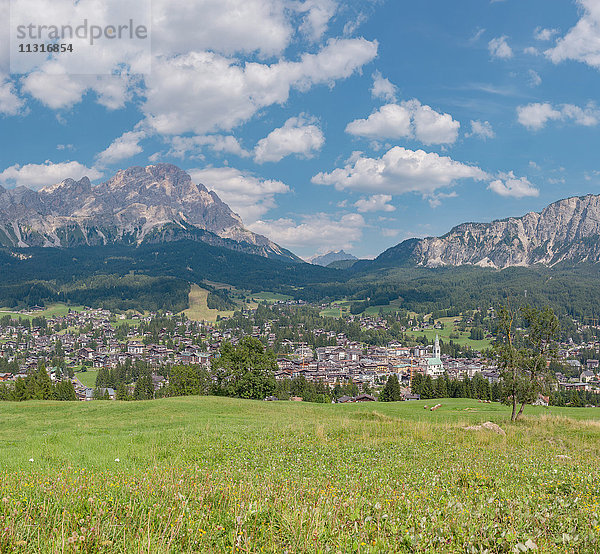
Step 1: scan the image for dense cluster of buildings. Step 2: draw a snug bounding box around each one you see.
[1,306,600,399]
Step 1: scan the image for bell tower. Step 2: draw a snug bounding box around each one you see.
[434,334,440,359]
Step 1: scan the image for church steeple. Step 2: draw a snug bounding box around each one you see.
[434,334,440,359]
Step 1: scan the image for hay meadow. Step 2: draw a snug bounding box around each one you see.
[1,397,599,552]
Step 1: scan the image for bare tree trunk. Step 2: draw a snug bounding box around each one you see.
[515,402,526,421]
[511,395,517,421]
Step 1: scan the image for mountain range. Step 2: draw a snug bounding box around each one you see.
[368,194,600,270]
[0,164,299,262]
[4,163,600,280]
[3,164,600,314]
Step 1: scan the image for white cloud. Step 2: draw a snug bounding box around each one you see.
[12,2,373,118]
[248,212,365,251]
[254,115,325,163]
[0,161,102,189]
[21,70,87,110]
[188,166,289,224]
[312,146,488,196]
[371,71,397,102]
[488,172,539,198]
[488,36,513,59]
[168,135,250,159]
[528,69,542,87]
[152,0,293,58]
[427,191,458,208]
[343,12,367,36]
[546,0,600,69]
[467,120,495,140]
[346,103,411,139]
[0,74,25,116]
[354,194,396,213]
[381,228,400,238]
[517,103,562,130]
[297,0,337,42]
[21,69,134,111]
[143,37,378,135]
[411,102,460,145]
[534,27,559,41]
[345,100,460,145]
[96,130,147,166]
[517,102,599,130]
[470,28,486,43]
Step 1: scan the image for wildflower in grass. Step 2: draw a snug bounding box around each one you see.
[115,458,120,462]
[28,458,33,462]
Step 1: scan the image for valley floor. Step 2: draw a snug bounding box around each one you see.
[1,397,599,552]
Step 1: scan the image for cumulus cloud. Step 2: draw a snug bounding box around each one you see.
[534,27,559,41]
[517,102,599,130]
[96,130,147,167]
[21,70,134,111]
[0,161,102,189]
[12,1,374,120]
[297,0,337,42]
[0,74,25,116]
[546,0,600,69]
[168,135,250,159]
[346,100,460,145]
[188,166,289,224]
[152,0,293,58]
[248,212,365,251]
[254,115,325,163]
[143,37,378,135]
[488,36,513,59]
[466,120,495,140]
[488,172,539,198]
[354,194,396,213]
[371,71,397,102]
[312,146,488,196]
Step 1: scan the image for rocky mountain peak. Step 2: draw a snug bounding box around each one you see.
[0,164,298,262]
[375,193,600,269]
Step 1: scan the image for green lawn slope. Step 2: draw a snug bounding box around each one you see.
[1,397,599,552]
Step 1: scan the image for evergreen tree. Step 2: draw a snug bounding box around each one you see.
[379,375,402,402]
[116,382,130,401]
[55,380,77,401]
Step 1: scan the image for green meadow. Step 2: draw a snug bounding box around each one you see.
[75,369,99,388]
[0,303,85,321]
[0,397,599,552]
[405,316,493,350]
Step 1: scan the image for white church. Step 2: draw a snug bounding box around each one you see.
[426,335,445,377]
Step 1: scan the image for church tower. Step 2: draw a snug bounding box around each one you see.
[434,334,440,359]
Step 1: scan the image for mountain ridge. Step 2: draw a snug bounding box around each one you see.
[368,193,600,270]
[0,164,299,263]
[309,250,358,266]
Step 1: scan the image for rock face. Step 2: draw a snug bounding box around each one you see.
[0,164,299,262]
[377,194,600,269]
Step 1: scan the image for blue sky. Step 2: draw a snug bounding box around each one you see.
[1,0,599,259]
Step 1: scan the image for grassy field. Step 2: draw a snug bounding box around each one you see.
[320,301,352,318]
[1,397,599,552]
[405,316,493,351]
[183,285,233,322]
[0,303,85,320]
[75,369,99,388]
